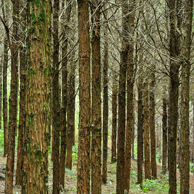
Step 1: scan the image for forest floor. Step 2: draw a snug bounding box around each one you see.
[0,147,194,193]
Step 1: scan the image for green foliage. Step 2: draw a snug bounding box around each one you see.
[190,162,194,173]
[72,144,78,162]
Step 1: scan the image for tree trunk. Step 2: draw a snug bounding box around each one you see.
[22,0,51,193]
[168,0,181,192]
[162,98,167,174]
[150,64,157,179]
[5,0,19,193]
[52,0,60,192]
[137,64,143,186]
[77,0,91,193]
[102,23,108,184]
[180,0,193,193]
[16,1,26,185]
[143,77,150,180]
[116,0,129,192]
[59,0,72,186]
[2,0,8,157]
[91,1,101,193]
[124,0,135,191]
[111,72,117,163]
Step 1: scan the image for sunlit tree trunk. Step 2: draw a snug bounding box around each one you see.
[22,0,51,193]
[77,0,91,193]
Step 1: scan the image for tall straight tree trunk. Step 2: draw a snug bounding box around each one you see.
[137,64,143,186]
[5,1,19,193]
[180,0,193,193]
[168,0,181,192]
[116,1,128,193]
[59,0,72,186]
[124,0,135,191]
[150,64,157,179]
[22,1,51,192]
[2,0,8,157]
[111,72,117,163]
[162,98,167,174]
[102,22,109,184]
[77,0,91,193]
[53,0,60,192]
[143,77,150,180]
[66,55,75,170]
[91,1,101,193]
[16,1,26,185]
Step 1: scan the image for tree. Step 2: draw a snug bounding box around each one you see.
[116,0,128,192]
[77,0,91,193]
[21,0,51,193]
[162,98,167,174]
[150,64,157,179]
[5,0,19,192]
[91,0,102,193]
[124,0,135,191]
[111,72,117,163]
[16,0,27,185]
[102,8,109,183]
[52,0,60,192]
[168,0,181,192]
[2,0,8,158]
[180,0,193,192]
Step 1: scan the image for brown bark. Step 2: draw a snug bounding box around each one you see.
[116,1,129,192]
[143,77,150,180]
[193,101,194,165]
[2,0,8,157]
[150,64,157,179]
[168,0,181,192]
[16,1,26,185]
[77,0,91,193]
[5,0,19,193]
[22,0,51,193]
[124,0,135,191]
[102,26,108,184]
[111,72,117,163]
[52,0,60,192]
[162,98,167,174]
[180,0,193,193]
[59,0,72,186]
[137,64,143,186]
[91,1,101,193]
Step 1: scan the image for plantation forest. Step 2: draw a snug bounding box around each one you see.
[0,0,194,194]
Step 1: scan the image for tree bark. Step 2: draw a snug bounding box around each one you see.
[5,0,19,193]
[16,1,27,185]
[180,0,193,193]
[22,0,51,193]
[102,21,108,184]
[162,98,167,174]
[77,0,91,193]
[168,0,181,192]
[91,1,101,193]
[111,72,117,163]
[52,0,60,192]
[143,77,151,180]
[2,0,8,157]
